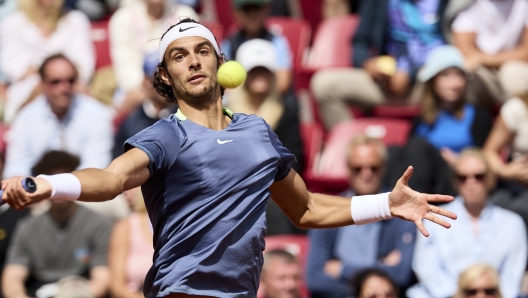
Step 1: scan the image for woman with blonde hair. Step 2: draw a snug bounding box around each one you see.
[0,0,95,123]
[108,187,154,298]
[454,264,502,298]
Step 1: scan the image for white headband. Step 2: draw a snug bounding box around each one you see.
[159,23,220,62]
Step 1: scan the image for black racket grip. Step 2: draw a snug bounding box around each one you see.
[0,177,38,205]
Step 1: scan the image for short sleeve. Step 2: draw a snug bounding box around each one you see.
[500,97,527,132]
[451,4,478,33]
[272,35,292,70]
[6,219,31,267]
[264,121,296,181]
[124,119,181,177]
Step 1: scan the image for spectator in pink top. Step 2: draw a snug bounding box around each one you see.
[108,188,153,297]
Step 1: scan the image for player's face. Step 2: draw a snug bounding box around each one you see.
[42,58,76,113]
[347,144,385,196]
[455,156,490,206]
[433,67,466,104]
[161,37,220,106]
[261,260,301,298]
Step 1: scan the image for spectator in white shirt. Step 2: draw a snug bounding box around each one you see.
[3,54,113,179]
[451,0,528,107]
[109,0,197,116]
[0,0,95,123]
[407,148,527,298]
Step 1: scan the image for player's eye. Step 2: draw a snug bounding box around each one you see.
[174,54,184,61]
[199,49,209,55]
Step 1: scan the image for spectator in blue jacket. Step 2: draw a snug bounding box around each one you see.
[306,136,416,298]
[310,0,449,130]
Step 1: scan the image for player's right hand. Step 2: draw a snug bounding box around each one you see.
[1,177,52,210]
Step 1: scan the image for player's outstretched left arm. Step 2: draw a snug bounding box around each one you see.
[269,166,457,237]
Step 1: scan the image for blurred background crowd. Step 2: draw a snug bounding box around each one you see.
[0,0,527,297]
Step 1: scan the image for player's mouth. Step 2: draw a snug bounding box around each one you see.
[188,74,206,84]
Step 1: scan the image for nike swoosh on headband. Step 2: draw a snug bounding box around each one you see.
[179,26,197,32]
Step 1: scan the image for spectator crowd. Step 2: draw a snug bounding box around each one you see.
[0,0,528,297]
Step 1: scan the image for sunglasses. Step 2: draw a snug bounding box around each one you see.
[456,172,486,183]
[463,288,497,296]
[46,77,76,85]
[351,166,381,174]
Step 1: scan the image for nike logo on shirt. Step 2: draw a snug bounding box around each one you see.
[179,26,197,32]
[217,139,233,144]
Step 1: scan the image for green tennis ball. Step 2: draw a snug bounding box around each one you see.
[217,61,247,89]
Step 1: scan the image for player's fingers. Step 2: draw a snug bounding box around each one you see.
[5,180,21,210]
[424,213,451,229]
[415,219,429,237]
[399,166,413,186]
[425,194,455,204]
[429,205,457,220]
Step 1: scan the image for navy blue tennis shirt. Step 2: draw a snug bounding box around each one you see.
[124,109,296,297]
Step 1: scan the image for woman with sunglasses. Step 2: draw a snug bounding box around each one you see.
[453,264,502,298]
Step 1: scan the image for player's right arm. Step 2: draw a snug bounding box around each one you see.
[2,148,150,210]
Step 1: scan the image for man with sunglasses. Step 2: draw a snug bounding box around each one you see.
[408,149,527,298]
[307,136,417,298]
[3,54,113,179]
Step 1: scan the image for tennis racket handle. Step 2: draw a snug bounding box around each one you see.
[0,177,38,206]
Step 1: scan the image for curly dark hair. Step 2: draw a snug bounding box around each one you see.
[352,269,400,298]
[152,18,225,103]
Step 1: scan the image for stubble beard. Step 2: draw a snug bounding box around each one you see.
[173,77,219,107]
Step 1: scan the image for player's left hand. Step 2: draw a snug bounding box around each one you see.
[2,177,52,210]
[388,166,457,237]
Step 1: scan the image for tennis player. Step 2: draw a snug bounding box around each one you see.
[2,18,457,298]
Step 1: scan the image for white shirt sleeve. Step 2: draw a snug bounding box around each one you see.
[77,101,114,169]
[3,110,35,178]
[109,7,145,92]
[61,11,95,84]
[499,215,527,298]
[500,97,526,132]
[451,4,479,33]
[0,13,34,81]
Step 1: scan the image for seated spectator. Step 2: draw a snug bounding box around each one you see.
[113,54,177,159]
[3,54,113,179]
[483,84,528,231]
[352,269,399,298]
[407,149,527,298]
[306,136,416,298]
[451,0,528,106]
[412,45,493,164]
[453,264,503,298]
[222,0,293,94]
[311,0,448,130]
[227,39,303,235]
[109,0,197,115]
[0,0,95,123]
[1,150,113,298]
[259,249,302,298]
[108,187,153,298]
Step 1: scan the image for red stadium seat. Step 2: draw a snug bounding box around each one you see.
[212,0,236,32]
[258,235,310,298]
[90,19,112,69]
[299,0,322,34]
[299,122,324,176]
[265,17,311,72]
[372,104,421,120]
[305,14,360,69]
[304,118,411,193]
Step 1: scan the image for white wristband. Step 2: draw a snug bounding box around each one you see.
[351,192,393,225]
[37,174,81,201]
